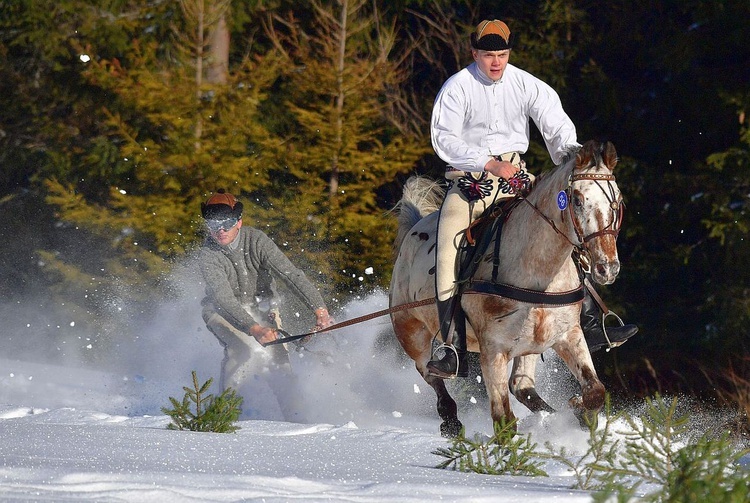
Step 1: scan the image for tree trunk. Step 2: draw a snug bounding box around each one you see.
[330,0,347,199]
[207,14,229,85]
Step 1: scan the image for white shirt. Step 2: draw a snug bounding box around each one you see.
[430,62,580,172]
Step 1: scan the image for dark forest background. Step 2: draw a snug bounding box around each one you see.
[1,0,749,411]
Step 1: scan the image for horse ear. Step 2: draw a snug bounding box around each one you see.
[576,141,593,169]
[603,141,618,170]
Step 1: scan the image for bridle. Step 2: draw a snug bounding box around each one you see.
[521,167,623,274]
[566,171,623,273]
[567,171,623,242]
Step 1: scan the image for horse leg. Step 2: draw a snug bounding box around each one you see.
[509,355,556,414]
[422,372,463,437]
[392,313,463,437]
[479,350,516,428]
[554,339,606,426]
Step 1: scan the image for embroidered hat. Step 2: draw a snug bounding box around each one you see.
[470,19,514,51]
[201,189,243,220]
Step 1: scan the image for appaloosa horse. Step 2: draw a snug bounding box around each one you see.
[389,140,624,437]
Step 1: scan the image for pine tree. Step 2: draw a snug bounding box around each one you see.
[0,0,181,359]
[19,0,285,361]
[433,417,548,476]
[260,0,429,294]
[46,0,281,263]
[697,96,750,357]
[162,371,243,433]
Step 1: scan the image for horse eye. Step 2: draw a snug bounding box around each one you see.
[573,195,584,207]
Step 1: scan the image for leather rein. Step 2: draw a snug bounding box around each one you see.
[462,168,623,305]
[265,169,624,347]
[262,297,436,347]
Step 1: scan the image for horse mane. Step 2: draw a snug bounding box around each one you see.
[525,157,576,207]
[390,176,445,254]
[528,141,613,201]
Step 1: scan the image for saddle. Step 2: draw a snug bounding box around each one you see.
[454,193,585,306]
[456,196,524,287]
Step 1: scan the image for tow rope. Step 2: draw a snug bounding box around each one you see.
[261,297,436,347]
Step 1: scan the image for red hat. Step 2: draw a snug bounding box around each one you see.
[201,189,243,220]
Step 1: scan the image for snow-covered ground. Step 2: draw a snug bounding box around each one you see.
[0,287,741,501]
[0,404,594,502]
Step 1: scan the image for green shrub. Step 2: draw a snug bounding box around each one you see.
[660,434,750,503]
[543,396,620,491]
[436,394,750,503]
[433,417,548,476]
[541,393,750,502]
[589,394,749,502]
[162,371,243,433]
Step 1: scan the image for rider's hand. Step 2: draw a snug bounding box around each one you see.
[559,144,580,165]
[249,324,278,345]
[314,308,334,331]
[483,158,519,180]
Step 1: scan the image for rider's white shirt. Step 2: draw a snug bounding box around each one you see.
[430,62,580,172]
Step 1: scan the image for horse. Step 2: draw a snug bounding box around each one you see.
[389,140,624,437]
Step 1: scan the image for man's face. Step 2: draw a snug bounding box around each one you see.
[207,217,242,246]
[472,49,511,81]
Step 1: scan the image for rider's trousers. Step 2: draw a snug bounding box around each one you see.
[435,153,530,302]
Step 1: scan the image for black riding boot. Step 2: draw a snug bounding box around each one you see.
[581,288,639,353]
[427,297,468,379]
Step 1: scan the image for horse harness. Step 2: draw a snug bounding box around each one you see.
[460,168,623,306]
[265,168,624,347]
[546,171,623,273]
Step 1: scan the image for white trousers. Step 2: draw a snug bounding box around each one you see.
[204,308,288,392]
[435,154,531,301]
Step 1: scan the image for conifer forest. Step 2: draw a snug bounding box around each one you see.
[1,0,749,411]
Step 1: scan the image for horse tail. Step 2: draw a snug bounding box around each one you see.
[390,176,445,254]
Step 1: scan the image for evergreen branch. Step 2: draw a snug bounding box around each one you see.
[162,371,242,433]
[433,418,547,477]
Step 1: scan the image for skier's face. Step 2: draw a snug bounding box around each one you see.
[209,218,242,246]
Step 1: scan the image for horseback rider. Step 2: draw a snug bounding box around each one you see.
[428,19,638,379]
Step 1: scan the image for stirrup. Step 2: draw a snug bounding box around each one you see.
[427,343,460,379]
[432,343,458,360]
[600,311,625,351]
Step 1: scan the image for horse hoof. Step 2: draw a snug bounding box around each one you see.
[513,387,556,414]
[569,395,600,430]
[440,419,463,438]
[582,383,606,411]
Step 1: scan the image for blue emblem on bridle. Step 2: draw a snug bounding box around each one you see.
[557,190,568,210]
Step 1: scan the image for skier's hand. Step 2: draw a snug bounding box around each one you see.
[249,324,278,345]
[314,308,334,331]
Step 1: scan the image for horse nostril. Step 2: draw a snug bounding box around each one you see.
[595,261,620,279]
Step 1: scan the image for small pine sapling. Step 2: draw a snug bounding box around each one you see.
[589,393,750,502]
[543,394,621,491]
[162,371,243,433]
[433,417,548,476]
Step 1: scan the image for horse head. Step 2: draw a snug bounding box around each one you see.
[568,140,623,285]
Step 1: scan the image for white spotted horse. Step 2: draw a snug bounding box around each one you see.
[389,140,625,437]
